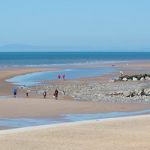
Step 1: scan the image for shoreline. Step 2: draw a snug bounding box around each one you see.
[0,114,149,134]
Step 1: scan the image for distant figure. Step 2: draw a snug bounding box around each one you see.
[43,90,47,99]
[54,89,59,100]
[26,89,30,97]
[62,74,65,80]
[58,74,61,80]
[13,87,17,97]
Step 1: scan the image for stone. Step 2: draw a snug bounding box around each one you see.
[141,89,145,96]
[123,91,131,97]
[122,78,128,81]
[132,77,138,81]
[145,77,150,80]
[144,89,150,96]
[140,77,145,81]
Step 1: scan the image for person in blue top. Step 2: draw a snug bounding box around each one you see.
[13,87,17,97]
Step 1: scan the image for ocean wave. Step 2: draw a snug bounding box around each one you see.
[22,60,128,68]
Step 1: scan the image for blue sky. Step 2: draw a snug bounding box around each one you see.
[0,0,150,52]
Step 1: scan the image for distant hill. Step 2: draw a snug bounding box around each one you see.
[0,44,49,52]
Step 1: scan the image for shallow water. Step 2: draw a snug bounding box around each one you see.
[0,118,62,128]
[0,109,150,129]
[0,96,11,99]
[64,109,150,122]
[6,67,116,86]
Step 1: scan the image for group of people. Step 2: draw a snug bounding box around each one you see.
[57,74,65,80]
[42,89,59,100]
[12,87,59,100]
[12,74,65,98]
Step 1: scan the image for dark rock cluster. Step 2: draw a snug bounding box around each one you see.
[114,74,150,82]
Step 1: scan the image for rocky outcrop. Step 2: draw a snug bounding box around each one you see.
[114,74,150,82]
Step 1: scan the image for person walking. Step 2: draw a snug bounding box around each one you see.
[54,89,58,100]
[57,74,61,80]
[62,74,65,80]
[26,89,30,97]
[13,87,17,98]
[43,90,47,99]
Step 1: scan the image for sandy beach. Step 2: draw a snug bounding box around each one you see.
[0,98,149,119]
[0,115,149,150]
[0,61,150,149]
[0,61,149,119]
[1,0,150,148]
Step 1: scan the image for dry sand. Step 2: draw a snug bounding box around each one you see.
[0,115,149,150]
[0,98,149,118]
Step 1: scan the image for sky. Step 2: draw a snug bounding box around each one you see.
[0,0,150,52]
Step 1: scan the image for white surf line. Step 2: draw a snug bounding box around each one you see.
[0,114,149,135]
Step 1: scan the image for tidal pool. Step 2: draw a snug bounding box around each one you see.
[6,67,116,86]
[0,109,150,129]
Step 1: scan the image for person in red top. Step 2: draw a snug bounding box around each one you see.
[62,74,65,80]
[57,74,61,79]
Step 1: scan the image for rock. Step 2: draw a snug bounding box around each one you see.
[122,78,128,81]
[140,77,145,81]
[123,91,131,97]
[137,90,142,96]
[141,89,145,96]
[130,91,137,97]
[145,77,150,80]
[136,75,142,80]
[144,89,150,96]
[132,77,138,81]
[137,89,145,96]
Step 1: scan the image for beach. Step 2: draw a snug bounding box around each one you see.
[0,115,149,150]
[0,98,149,119]
[0,61,150,118]
[1,0,150,148]
[0,55,150,149]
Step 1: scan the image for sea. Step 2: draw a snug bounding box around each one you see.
[0,52,150,67]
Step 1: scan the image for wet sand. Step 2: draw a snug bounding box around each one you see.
[0,115,149,150]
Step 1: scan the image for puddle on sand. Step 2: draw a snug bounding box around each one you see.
[0,109,150,129]
[64,109,150,122]
[6,67,116,86]
[0,118,63,129]
[0,96,11,99]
